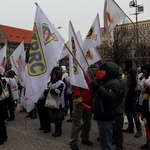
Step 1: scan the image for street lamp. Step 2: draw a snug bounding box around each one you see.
[129,0,144,66]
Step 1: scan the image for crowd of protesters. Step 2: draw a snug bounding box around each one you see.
[1,59,150,150]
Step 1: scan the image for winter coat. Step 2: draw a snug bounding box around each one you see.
[73,76,94,106]
[91,62,120,121]
[0,79,8,120]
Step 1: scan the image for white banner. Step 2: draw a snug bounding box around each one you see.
[25,4,65,102]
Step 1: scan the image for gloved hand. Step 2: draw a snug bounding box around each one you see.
[90,80,99,91]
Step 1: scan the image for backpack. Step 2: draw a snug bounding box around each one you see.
[0,80,9,101]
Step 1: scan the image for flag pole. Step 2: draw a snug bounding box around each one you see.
[64,44,91,80]
[113,0,150,44]
[69,22,90,69]
[69,21,95,79]
[64,44,86,74]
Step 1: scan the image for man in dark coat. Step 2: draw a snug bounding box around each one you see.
[90,62,120,150]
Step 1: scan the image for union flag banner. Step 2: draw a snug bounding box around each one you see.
[0,45,7,72]
[76,31,101,72]
[25,4,65,102]
[82,13,102,49]
[68,21,88,89]
[10,41,26,86]
[104,0,126,42]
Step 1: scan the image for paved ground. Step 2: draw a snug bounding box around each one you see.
[0,111,147,150]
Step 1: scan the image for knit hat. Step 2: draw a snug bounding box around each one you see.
[124,59,133,71]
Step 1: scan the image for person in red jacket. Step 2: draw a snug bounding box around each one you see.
[69,72,94,150]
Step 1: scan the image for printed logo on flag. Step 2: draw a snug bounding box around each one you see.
[106,12,114,24]
[16,55,25,72]
[71,37,78,75]
[42,23,58,44]
[86,50,93,60]
[28,23,46,76]
[82,49,93,63]
[85,27,97,40]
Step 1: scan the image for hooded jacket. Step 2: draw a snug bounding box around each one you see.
[124,59,138,98]
[92,62,120,121]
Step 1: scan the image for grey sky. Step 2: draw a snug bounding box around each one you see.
[0,0,149,41]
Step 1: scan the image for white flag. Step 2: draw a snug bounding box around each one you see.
[0,45,7,72]
[104,0,126,42]
[59,41,69,60]
[20,87,35,113]
[76,31,101,71]
[20,66,35,112]
[25,4,65,102]
[10,41,26,86]
[82,13,102,49]
[69,21,88,89]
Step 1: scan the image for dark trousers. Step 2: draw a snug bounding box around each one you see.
[114,113,124,150]
[37,98,50,131]
[0,120,7,142]
[125,95,141,131]
[55,118,62,134]
[7,100,15,120]
[66,94,73,118]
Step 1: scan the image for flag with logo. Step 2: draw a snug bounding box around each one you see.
[25,4,65,102]
[76,31,101,71]
[68,21,88,89]
[0,45,7,72]
[82,13,102,49]
[10,41,26,86]
[104,0,126,42]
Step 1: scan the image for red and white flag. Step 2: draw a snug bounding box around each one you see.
[82,13,102,49]
[25,4,65,102]
[68,21,88,89]
[104,0,126,42]
[10,41,26,86]
[0,45,7,72]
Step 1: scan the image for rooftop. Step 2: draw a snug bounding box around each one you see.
[0,25,32,44]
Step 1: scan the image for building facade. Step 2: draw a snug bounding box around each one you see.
[0,25,32,67]
[98,19,150,67]
[0,20,150,69]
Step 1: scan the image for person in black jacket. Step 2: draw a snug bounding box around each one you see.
[90,62,120,150]
[123,59,142,138]
[113,67,126,150]
[0,68,8,145]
